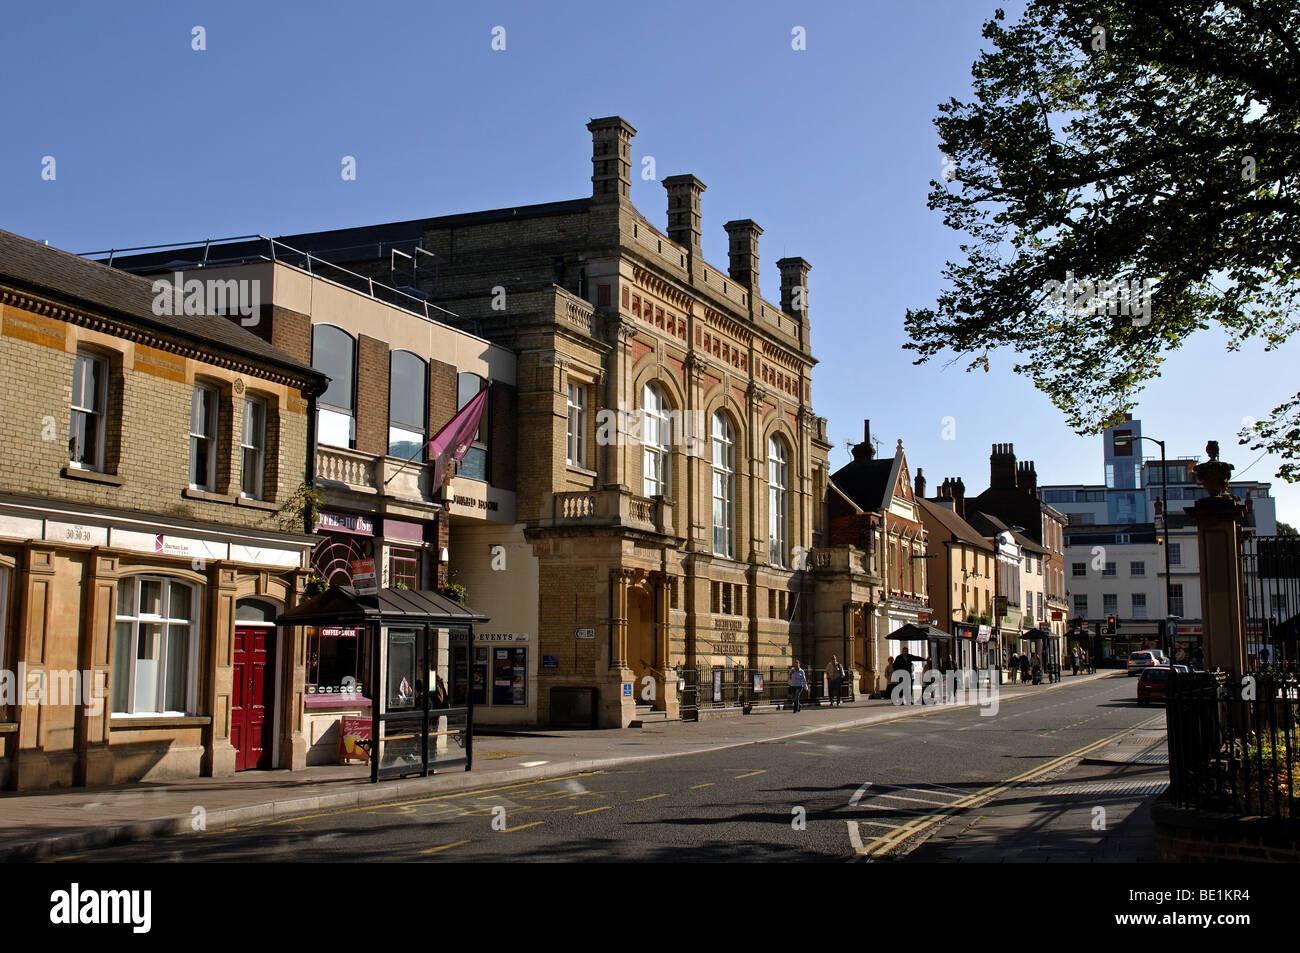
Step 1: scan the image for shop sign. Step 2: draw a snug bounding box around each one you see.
[320,627,361,638]
[575,627,595,640]
[316,511,374,536]
[543,655,559,669]
[478,632,529,643]
[45,521,108,546]
[350,558,377,595]
[978,625,992,643]
[338,716,371,764]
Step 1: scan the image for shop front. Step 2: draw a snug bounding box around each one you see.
[450,631,532,723]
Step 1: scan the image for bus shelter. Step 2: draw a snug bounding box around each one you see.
[276,586,488,782]
[1019,627,1062,682]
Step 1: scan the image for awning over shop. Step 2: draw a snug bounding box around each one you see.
[888,623,953,643]
[275,586,488,627]
[1018,627,1060,641]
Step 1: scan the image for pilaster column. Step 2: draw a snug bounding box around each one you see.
[610,568,635,670]
[77,551,122,786]
[1191,495,1249,679]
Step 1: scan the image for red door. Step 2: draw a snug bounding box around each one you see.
[232,626,276,771]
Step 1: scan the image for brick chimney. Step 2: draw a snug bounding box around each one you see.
[777,257,811,319]
[851,419,875,461]
[989,443,1017,491]
[723,219,762,290]
[953,477,966,519]
[1017,460,1038,496]
[587,116,636,205]
[663,174,706,268]
[914,467,926,500]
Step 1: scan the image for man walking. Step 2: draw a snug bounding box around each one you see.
[788,660,808,713]
[827,655,845,707]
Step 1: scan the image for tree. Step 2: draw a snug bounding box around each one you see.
[1278,521,1298,536]
[905,1,1300,478]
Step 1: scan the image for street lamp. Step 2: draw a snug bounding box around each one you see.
[1113,432,1174,657]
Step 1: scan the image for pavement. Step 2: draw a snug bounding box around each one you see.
[0,669,1132,861]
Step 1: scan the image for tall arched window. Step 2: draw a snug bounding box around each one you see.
[389,350,427,459]
[642,383,672,498]
[312,325,356,449]
[711,412,736,556]
[456,372,489,481]
[768,436,789,566]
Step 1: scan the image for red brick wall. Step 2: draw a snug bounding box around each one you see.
[356,335,389,456]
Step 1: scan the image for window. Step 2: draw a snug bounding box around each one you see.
[456,373,489,481]
[388,351,427,460]
[642,382,671,498]
[566,381,587,467]
[1037,591,1044,619]
[1073,593,1088,616]
[189,383,219,491]
[711,412,736,557]
[69,351,108,470]
[1169,584,1184,617]
[768,436,789,566]
[1115,533,1131,544]
[1131,593,1147,618]
[1168,543,1182,566]
[1072,562,1087,577]
[240,396,266,500]
[313,326,356,448]
[388,547,420,589]
[1270,594,1288,616]
[1103,593,1118,616]
[1103,562,1117,577]
[1130,561,1145,577]
[112,577,195,715]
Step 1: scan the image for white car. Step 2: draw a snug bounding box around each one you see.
[1126,649,1168,675]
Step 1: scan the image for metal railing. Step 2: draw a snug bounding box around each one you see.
[1166,669,1299,819]
[677,664,853,719]
[80,235,465,328]
[1242,535,1300,667]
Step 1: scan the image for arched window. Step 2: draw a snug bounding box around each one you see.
[312,326,356,449]
[456,372,489,481]
[711,412,736,556]
[768,436,790,566]
[389,350,427,459]
[642,382,672,498]
[112,577,197,715]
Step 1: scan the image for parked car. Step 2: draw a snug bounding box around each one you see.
[1136,664,1190,705]
[1127,649,1168,675]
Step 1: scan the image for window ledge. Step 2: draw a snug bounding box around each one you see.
[0,722,17,734]
[236,496,279,511]
[110,715,211,730]
[566,463,598,479]
[61,466,123,487]
[183,487,237,504]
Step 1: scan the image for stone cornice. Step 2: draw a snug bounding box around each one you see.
[1,286,317,393]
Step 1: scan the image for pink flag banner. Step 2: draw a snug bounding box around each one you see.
[430,384,490,491]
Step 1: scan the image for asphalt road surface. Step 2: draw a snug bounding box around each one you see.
[62,673,1160,862]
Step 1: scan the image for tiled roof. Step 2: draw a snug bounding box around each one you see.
[0,228,322,384]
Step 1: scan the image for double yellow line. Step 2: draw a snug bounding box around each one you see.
[855,718,1161,860]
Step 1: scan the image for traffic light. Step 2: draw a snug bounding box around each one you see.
[1106,615,1117,634]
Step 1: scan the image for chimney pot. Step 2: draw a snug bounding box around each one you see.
[663,174,706,263]
[723,219,762,289]
[777,257,812,320]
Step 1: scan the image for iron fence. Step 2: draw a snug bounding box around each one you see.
[677,664,853,719]
[1242,535,1300,667]
[1166,669,1299,819]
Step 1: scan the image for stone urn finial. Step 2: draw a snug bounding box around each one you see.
[1194,440,1234,497]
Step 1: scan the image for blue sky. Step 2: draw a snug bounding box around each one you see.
[3,0,1295,523]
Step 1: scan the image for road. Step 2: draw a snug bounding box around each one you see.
[64,673,1161,862]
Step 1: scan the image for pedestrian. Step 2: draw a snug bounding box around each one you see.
[1071,647,1079,677]
[882,656,894,697]
[1009,651,1019,683]
[827,655,845,707]
[893,650,915,704]
[1192,646,1204,671]
[1031,652,1042,685]
[788,659,808,713]
[1019,652,1030,684]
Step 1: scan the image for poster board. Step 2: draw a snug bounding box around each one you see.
[339,715,372,764]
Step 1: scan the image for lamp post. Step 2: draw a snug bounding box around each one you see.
[1114,433,1173,657]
